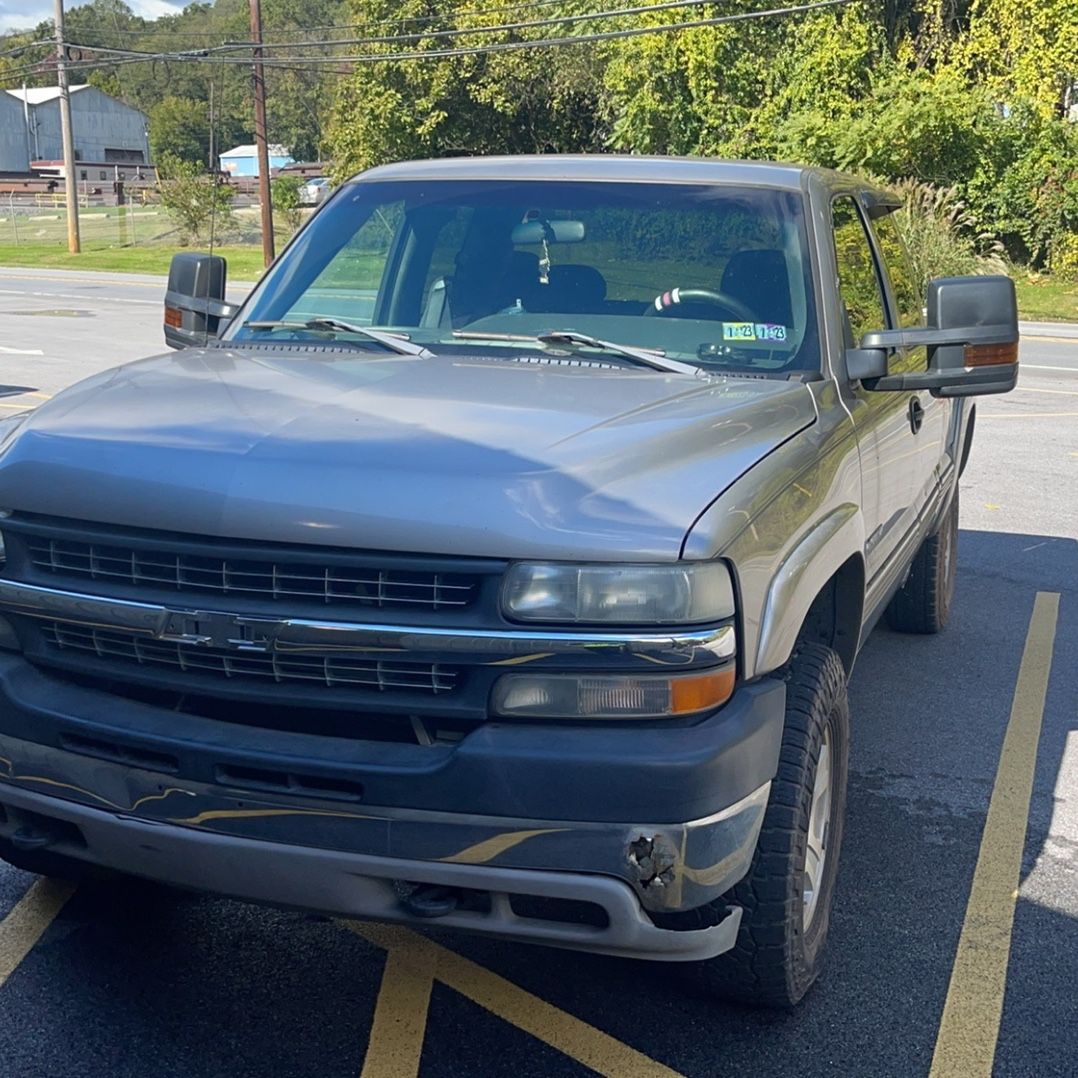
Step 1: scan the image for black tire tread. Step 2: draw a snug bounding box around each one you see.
[693,643,848,1008]
[886,493,957,635]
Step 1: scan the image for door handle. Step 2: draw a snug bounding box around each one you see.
[908,396,925,434]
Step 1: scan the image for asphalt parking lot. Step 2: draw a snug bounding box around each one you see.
[0,267,1075,1077]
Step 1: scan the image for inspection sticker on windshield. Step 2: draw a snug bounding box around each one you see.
[755,323,788,342]
[722,322,788,343]
[723,322,757,341]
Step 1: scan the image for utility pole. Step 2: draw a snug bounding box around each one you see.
[208,80,215,172]
[53,0,80,254]
[249,0,274,267]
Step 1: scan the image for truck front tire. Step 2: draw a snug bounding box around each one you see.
[690,643,849,1008]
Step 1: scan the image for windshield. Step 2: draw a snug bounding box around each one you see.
[228,178,820,373]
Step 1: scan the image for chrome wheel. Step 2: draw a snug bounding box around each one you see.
[802,727,832,930]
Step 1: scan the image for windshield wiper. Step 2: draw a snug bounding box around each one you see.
[534,331,699,375]
[243,319,431,357]
[451,329,696,374]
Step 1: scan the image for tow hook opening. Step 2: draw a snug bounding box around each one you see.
[398,883,461,919]
[627,833,678,890]
[1,805,87,853]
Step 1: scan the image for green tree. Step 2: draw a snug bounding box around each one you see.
[955,0,1078,118]
[271,174,305,234]
[156,154,234,242]
[327,0,607,179]
[148,97,211,164]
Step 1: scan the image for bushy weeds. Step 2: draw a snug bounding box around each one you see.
[891,181,1009,290]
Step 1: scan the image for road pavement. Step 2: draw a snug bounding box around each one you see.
[0,268,1075,1077]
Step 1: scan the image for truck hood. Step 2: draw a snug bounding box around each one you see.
[0,348,816,560]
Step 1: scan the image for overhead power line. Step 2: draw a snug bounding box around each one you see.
[1,0,855,84]
[200,0,860,66]
[188,0,765,53]
[43,0,592,40]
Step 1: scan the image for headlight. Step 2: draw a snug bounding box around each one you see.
[501,562,735,625]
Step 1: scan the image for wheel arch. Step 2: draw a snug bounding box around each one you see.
[794,555,865,675]
[753,506,866,677]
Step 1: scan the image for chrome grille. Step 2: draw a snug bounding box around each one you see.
[39,622,458,694]
[26,536,477,610]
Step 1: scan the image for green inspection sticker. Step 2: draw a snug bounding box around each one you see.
[722,322,757,341]
[722,322,789,343]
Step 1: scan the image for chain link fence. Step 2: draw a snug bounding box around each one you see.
[0,192,308,252]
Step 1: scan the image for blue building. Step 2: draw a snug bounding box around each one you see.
[219,143,294,178]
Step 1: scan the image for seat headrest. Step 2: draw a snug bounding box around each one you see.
[720,249,793,326]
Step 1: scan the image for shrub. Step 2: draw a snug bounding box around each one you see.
[271,175,305,236]
[155,154,234,243]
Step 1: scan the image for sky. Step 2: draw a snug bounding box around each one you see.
[0,0,184,35]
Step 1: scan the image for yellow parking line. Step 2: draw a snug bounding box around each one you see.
[350,922,682,1078]
[0,878,77,989]
[929,591,1060,1078]
[361,937,435,1078]
[1014,386,1078,396]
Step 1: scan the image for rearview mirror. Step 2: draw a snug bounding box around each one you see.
[510,219,586,245]
[164,253,240,349]
[847,275,1018,397]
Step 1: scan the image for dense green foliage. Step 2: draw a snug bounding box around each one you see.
[326,0,1077,272]
[2,0,1075,272]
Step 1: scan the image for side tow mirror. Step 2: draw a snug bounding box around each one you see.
[164,253,240,349]
[848,275,1019,398]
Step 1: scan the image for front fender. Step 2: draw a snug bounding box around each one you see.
[683,393,865,678]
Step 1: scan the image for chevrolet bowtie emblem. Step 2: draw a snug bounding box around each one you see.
[158,609,278,650]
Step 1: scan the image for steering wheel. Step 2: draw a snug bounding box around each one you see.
[645,287,758,323]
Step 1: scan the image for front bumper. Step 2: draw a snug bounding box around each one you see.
[0,778,759,962]
[0,654,784,960]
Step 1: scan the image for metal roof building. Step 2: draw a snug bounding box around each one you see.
[3,85,150,169]
[0,91,31,172]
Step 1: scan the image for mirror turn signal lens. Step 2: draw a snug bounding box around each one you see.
[491,665,736,720]
[964,341,1018,367]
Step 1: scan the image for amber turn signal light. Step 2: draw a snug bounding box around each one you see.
[164,306,182,328]
[669,667,737,714]
[964,341,1018,367]
[492,664,737,720]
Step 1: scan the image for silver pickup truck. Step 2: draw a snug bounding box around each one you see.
[0,156,1017,1007]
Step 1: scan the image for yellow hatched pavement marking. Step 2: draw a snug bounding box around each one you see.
[361,936,435,1078]
[0,878,76,989]
[349,922,682,1078]
[929,591,1060,1078]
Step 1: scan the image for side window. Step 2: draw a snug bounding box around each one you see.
[424,207,474,296]
[831,197,887,346]
[283,201,404,325]
[871,211,922,328]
